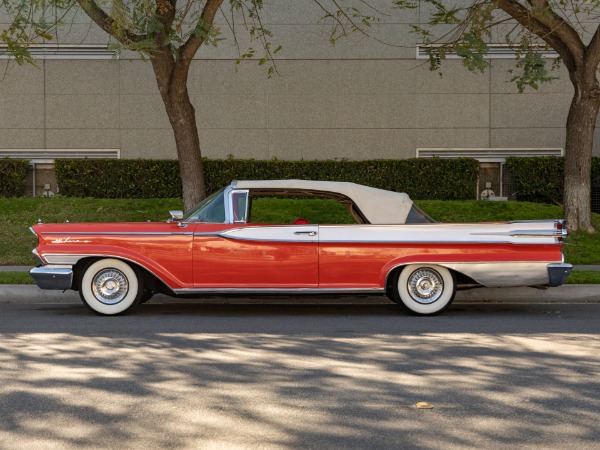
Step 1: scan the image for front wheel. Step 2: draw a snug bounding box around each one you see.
[79,259,144,315]
[391,264,456,316]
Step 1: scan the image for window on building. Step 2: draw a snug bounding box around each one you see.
[0,149,120,197]
[416,148,564,200]
[416,43,559,60]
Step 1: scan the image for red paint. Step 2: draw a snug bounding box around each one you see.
[32,222,564,290]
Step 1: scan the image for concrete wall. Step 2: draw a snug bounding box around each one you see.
[0,1,597,160]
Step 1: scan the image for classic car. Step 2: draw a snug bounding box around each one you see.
[29,179,572,316]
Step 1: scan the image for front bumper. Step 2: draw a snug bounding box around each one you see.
[30,265,73,290]
[547,263,573,287]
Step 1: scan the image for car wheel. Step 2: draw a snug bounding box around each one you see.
[79,259,143,315]
[391,264,456,316]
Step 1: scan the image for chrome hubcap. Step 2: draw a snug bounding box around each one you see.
[407,268,443,304]
[92,269,129,305]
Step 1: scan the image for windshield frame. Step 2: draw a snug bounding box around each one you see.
[182,187,228,223]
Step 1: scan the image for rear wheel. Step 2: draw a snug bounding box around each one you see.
[79,258,144,315]
[391,264,456,316]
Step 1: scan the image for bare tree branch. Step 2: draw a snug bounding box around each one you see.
[179,0,224,63]
[585,25,600,81]
[76,0,147,45]
[495,0,584,72]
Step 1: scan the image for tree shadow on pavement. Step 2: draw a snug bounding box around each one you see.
[0,303,599,449]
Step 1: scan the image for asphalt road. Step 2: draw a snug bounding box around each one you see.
[1,301,600,449]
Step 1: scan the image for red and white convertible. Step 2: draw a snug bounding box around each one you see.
[30,180,572,316]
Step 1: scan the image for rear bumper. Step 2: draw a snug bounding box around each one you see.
[547,263,573,287]
[30,266,73,290]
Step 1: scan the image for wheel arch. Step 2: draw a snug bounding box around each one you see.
[384,263,480,294]
[73,256,174,296]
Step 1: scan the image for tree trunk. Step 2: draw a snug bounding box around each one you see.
[564,88,598,232]
[164,92,206,211]
[151,53,206,211]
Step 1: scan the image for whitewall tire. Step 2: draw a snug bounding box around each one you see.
[79,259,143,315]
[392,264,456,315]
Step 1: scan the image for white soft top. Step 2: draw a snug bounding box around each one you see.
[234,179,413,224]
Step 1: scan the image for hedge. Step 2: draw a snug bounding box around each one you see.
[0,159,28,197]
[506,156,600,204]
[55,157,480,200]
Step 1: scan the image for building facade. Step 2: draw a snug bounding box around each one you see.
[0,1,597,198]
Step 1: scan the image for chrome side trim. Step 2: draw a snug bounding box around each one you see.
[36,253,175,293]
[219,226,319,243]
[385,261,557,288]
[29,226,38,237]
[40,231,194,236]
[173,287,385,295]
[32,249,45,266]
[508,220,557,223]
[44,254,86,264]
[30,266,73,290]
[444,262,551,287]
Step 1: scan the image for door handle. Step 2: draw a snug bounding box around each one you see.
[294,231,317,236]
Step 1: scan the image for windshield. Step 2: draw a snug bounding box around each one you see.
[182,188,226,223]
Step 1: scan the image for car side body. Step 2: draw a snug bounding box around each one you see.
[29,180,572,315]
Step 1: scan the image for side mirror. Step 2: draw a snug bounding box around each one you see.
[169,210,184,221]
[167,211,186,227]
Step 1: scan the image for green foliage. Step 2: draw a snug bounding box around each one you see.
[0,196,182,265]
[2,196,598,266]
[566,271,600,285]
[0,159,28,197]
[0,272,34,284]
[55,159,183,198]
[401,0,564,91]
[416,199,600,264]
[55,157,480,201]
[251,198,355,224]
[509,48,560,93]
[1,0,280,75]
[506,156,600,204]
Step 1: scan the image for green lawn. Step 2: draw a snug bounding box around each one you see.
[566,271,600,284]
[1,196,598,266]
[0,272,34,284]
[416,200,600,265]
[0,197,183,266]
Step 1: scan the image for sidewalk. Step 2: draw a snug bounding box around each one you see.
[2,266,598,305]
[0,284,599,304]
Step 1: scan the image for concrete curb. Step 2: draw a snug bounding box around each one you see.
[1,284,599,304]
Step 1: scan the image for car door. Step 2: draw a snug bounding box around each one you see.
[192,190,319,288]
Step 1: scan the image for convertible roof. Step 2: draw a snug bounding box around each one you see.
[234,179,413,224]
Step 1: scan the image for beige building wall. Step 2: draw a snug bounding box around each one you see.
[0,1,597,160]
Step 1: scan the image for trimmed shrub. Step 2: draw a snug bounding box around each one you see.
[55,159,182,198]
[55,157,480,200]
[0,159,28,197]
[506,156,600,204]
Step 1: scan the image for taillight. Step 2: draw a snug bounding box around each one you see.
[556,220,568,242]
